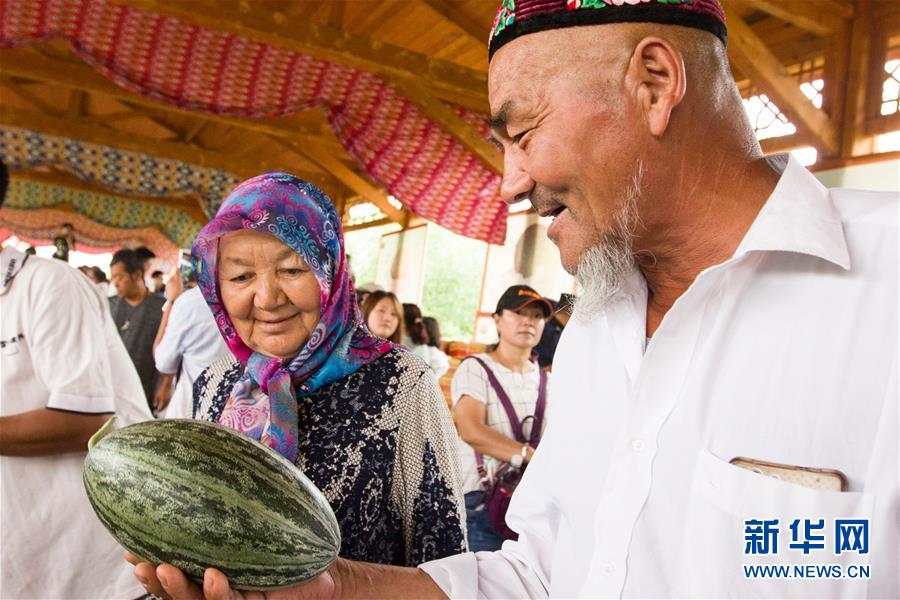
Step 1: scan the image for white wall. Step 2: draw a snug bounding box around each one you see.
[814,159,900,192]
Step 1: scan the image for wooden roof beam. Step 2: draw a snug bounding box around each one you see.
[0,46,342,152]
[0,106,257,176]
[276,139,407,226]
[729,0,849,36]
[0,107,338,193]
[0,79,58,115]
[724,5,839,156]
[418,0,489,49]
[328,0,347,27]
[118,0,489,112]
[67,90,87,117]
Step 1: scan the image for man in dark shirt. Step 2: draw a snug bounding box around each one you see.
[108,248,166,412]
[534,293,574,370]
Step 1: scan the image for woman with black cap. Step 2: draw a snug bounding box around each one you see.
[451,284,552,551]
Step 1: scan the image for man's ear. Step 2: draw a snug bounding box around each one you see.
[624,36,686,137]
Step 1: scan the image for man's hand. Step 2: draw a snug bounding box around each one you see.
[153,374,175,413]
[165,269,185,303]
[126,551,335,600]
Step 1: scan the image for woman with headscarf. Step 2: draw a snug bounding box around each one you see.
[187,173,466,567]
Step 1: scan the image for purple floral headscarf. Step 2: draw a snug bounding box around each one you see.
[192,172,395,462]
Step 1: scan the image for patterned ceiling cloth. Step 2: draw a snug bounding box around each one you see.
[4,177,200,249]
[0,126,238,217]
[0,0,508,244]
[0,208,179,259]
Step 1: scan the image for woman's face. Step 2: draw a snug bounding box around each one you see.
[494,305,546,351]
[218,230,321,360]
[367,297,400,340]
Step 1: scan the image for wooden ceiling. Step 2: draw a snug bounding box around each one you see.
[2,0,898,234]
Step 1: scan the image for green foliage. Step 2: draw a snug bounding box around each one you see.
[345,223,400,287]
[345,223,486,342]
[420,226,486,342]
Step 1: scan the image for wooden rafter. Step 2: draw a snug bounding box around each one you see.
[118,0,489,112]
[418,0,488,49]
[278,138,407,226]
[328,0,347,27]
[760,133,806,155]
[0,46,343,153]
[182,119,207,144]
[67,90,87,117]
[724,4,839,156]
[839,2,874,158]
[344,217,395,233]
[730,0,849,37]
[0,106,272,181]
[0,106,236,171]
[0,79,58,115]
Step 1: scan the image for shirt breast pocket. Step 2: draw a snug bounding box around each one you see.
[679,449,873,599]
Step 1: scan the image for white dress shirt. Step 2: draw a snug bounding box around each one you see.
[420,156,898,598]
[154,286,230,419]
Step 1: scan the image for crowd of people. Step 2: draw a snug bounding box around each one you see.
[1,0,897,598]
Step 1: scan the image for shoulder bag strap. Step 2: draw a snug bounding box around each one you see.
[529,368,548,448]
[468,356,525,442]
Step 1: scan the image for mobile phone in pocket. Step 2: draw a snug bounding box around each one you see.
[729,457,847,492]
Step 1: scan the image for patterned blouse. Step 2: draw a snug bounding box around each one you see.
[193,348,467,566]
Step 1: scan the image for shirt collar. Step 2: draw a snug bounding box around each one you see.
[1,245,29,296]
[733,154,851,270]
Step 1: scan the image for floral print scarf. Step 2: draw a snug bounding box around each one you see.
[192,172,395,462]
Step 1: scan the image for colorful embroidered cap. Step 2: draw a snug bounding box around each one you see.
[489,0,727,61]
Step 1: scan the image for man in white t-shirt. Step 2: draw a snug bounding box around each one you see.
[153,272,230,419]
[0,247,152,597]
[1,159,151,598]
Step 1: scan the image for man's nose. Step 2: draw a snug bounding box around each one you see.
[499,146,534,206]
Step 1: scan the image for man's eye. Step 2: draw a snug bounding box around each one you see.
[512,129,530,143]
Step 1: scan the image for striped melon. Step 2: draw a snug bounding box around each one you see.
[83,418,341,590]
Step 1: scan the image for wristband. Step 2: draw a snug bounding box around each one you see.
[510,451,524,469]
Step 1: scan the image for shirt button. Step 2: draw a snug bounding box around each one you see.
[631,439,645,453]
[602,562,615,575]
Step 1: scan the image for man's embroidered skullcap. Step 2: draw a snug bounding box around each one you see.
[489,0,727,61]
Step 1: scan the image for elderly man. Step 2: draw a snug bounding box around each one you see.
[133,1,897,598]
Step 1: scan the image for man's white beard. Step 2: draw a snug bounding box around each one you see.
[573,161,644,321]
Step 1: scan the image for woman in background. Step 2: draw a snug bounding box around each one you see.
[362,290,404,343]
[451,284,551,551]
[405,304,449,379]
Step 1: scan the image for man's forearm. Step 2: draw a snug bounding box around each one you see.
[331,558,447,600]
[0,409,110,456]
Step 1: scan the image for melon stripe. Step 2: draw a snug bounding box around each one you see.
[83,419,341,590]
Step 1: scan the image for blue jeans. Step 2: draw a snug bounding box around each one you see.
[465,491,503,552]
